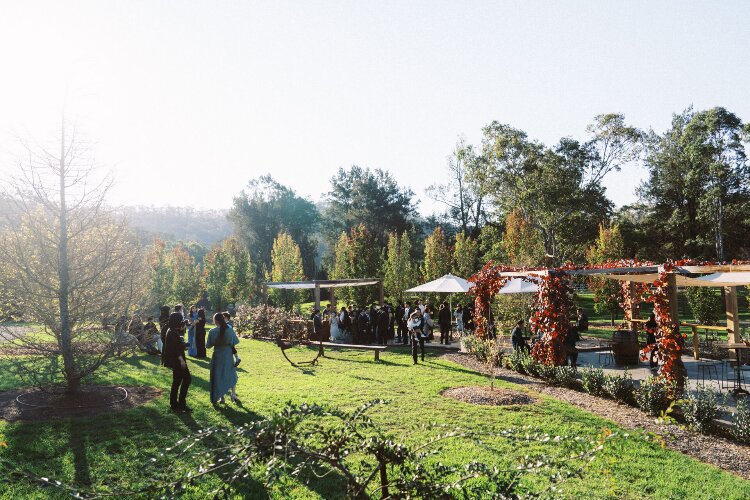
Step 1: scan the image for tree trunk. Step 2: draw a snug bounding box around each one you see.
[57,121,77,394]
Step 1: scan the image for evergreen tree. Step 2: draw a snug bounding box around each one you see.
[502,209,545,267]
[383,231,419,302]
[586,223,626,325]
[203,244,229,311]
[452,231,480,279]
[267,231,306,310]
[147,238,173,308]
[169,244,202,307]
[422,226,452,281]
[223,237,254,307]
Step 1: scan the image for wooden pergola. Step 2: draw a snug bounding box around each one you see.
[493,264,750,354]
[264,278,385,311]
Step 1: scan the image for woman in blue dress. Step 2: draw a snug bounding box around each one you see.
[207,312,240,404]
[187,305,198,357]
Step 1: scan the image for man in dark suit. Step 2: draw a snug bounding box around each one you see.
[438,301,452,345]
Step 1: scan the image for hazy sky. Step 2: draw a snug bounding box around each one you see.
[1,1,748,215]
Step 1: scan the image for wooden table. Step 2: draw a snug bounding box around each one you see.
[716,342,750,396]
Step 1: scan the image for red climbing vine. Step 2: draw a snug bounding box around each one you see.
[529,272,574,366]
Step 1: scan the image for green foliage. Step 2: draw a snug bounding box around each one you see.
[680,387,720,433]
[502,208,546,266]
[203,237,255,311]
[586,224,625,325]
[581,366,606,397]
[421,226,452,282]
[684,287,722,325]
[635,377,674,416]
[383,231,419,302]
[493,293,534,331]
[329,224,382,305]
[552,366,578,388]
[463,335,497,364]
[146,239,173,308]
[452,231,480,278]
[229,175,319,279]
[167,243,202,307]
[267,231,306,310]
[603,371,634,404]
[478,224,505,265]
[732,398,750,444]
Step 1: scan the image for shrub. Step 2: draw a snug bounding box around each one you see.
[733,398,750,444]
[552,365,578,388]
[503,349,528,372]
[603,370,634,404]
[464,335,494,364]
[581,366,606,396]
[234,304,300,340]
[635,377,674,416]
[685,287,722,325]
[680,387,720,433]
[535,362,556,381]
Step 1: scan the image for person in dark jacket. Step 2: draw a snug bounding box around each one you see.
[438,302,452,345]
[377,307,390,346]
[645,313,658,369]
[511,320,528,352]
[195,308,208,358]
[408,309,426,364]
[576,308,589,332]
[163,312,192,412]
[565,326,581,367]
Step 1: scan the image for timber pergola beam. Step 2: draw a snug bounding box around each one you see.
[264,278,385,311]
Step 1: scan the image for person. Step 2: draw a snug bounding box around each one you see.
[565,325,581,367]
[158,306,171,353]
[401,302,413,345]
[312,308,324,338]
[511,320,529,352]
[140,316,161,355]
[576,308,589,332]
[408,309,426,364]
[377,306,390,346]
[329,305,341,341]
[339,306,351,339]
[187,305,198,357]
[194,308,207,358]
[645,313,658,370]
[207,312,240,404]
[438,302,451,345]
[422,306,434,342]
[454,304,464,337]
[222,311,241,367]
[162,312,192,412]
[463,304,474,333]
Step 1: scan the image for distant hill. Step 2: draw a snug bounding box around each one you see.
[118,205,233,245]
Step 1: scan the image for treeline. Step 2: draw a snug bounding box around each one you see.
[142,106,750,312]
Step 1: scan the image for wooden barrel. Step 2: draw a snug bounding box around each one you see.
[612,330,639,366]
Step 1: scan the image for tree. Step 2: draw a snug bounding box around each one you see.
[146,238,172,309]
[229,175,319,279]
[502,209,545,267]
[586,224,626,325]
[168,244,202,307]
[383,231,419,302]
[267,232,306,310]
[325,166,417,247]
[452,231,480,278]
[639,107,749,260]
[421,227,452,282]
[203,244,229,311]
[426,139,487,238]
[0,123,146,393]
[329,224,382,305]
[203,237,255,311]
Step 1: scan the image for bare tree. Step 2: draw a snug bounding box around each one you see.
[0,119,147,393]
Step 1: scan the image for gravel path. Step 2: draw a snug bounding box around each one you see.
[442,352,750,480]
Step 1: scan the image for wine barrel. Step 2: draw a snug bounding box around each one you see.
[612,330,639,366]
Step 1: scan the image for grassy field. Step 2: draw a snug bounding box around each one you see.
[0,340,749,498]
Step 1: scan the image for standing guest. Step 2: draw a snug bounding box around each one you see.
[312,308,324,338]
[357,308,369,344]
[158,306,171,354]
[422,306,434,342]
[377,306,390,346]
[565,325,581,367]
[417,300,426,313]
[207,312,241,404]
[511,320,529,352]
[402,302,412,345]
[187,305,198,357]
[222,311,241,367]
[163,312,192,412]
[645,313,658,370]
[195,308,208,358]
[408,309,426,364]
[339,306,351,338]
[462,304,474,333]
[438,302,452,345]
[395,301,406,344]
[576,308,589,333]
[454,304,464,337]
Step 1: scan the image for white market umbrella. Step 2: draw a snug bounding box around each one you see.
[497,278,539,294]
[405,274,473,294]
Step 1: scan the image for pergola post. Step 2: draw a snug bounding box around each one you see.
[626,281,637,333]
[314,283,321,311]
[725,286,740,344]
[378,280,385,307]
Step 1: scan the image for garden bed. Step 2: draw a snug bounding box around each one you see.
[442,386,537,406]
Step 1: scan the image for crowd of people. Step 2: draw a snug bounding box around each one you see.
[126,303,242,413]
[311,300,476,365]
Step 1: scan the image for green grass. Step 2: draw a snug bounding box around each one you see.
[1,341,748,498]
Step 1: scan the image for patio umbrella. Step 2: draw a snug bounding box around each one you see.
[405,274,473,315]
[497,278,539,294]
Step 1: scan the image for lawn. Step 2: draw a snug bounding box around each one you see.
[1,340,749,498]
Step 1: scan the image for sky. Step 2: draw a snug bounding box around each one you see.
[0,1,748,216]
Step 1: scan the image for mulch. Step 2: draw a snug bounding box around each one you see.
[442,352,750,480]
[0,385,162,422]
[442,386,537,406]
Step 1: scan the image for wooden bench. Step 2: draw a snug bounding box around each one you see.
[318,342,388,361]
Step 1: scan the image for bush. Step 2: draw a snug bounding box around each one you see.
[681,387,720,433]
[503,349,528,372]
[685,287,722,325]
[733,398,750,444]
[234,304,300,340]
[464,335,495,364]
[603,371,634,404]
[635,377,674,416]
[581,366,606,396]
[552,365,578,388]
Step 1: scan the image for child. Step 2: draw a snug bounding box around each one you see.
[222,311,241,367]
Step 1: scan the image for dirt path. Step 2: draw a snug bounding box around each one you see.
[442,352,750,480]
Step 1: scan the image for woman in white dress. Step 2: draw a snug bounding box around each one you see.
[329,306,341,341]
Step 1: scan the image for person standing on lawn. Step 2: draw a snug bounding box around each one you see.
[408,309,426,364]
[163,312,192,412]
[194,308,208,358]
[207,312,240,404]
[438,301,452,345]
[222,311,241,367]
[187,305,198,357]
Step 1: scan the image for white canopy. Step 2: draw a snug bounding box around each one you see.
[497,277,539,294]
[601,272,750,287]
[405,274,473,293]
